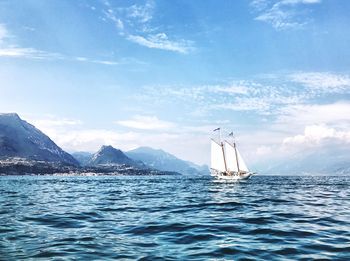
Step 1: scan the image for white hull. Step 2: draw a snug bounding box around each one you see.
[210,168,253,181]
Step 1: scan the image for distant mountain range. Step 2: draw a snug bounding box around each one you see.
[72,146,209,175]
[0,113,203,175]
[126,147,209,175]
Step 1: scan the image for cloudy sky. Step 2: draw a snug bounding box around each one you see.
[1,0,349,167]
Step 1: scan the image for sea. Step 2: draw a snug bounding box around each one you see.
[0,175,349,260]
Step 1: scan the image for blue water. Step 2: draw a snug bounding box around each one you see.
[0,175,349,260]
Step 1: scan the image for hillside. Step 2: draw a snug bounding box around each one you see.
[0,113,78,166]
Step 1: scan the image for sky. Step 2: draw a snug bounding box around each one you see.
[1,0,350,167]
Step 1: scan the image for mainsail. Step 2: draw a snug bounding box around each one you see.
[224,141,249,173]
[211,139,226,172]
[224,141,238,172]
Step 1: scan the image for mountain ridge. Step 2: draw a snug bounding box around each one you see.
[0,113,78,166]
[126,146,209,175]
[88,145,143,168]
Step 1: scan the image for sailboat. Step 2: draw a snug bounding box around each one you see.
[210,128,254,180]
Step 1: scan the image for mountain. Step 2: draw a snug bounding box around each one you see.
[0,113,78,166]
[88,145,142,167]
[126,146,209,175]
[71,151,92,166]
[0,113,179,175]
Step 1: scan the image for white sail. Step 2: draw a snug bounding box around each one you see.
[224,141,238,172]
[224,141,249,172]
[211,140,226,172]
[236,148,249,172]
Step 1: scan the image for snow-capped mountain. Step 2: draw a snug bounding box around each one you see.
[0,113,78,166]
[126,146,209,175]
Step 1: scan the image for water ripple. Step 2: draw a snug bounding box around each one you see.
[0,175,350,260]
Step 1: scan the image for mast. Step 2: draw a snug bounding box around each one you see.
[221,142,228,173]
[212,127,227,173]
[228,131,240,173]
[233,142,240,173]
[219,128,228,173]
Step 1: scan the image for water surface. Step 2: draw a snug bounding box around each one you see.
[0,175,349,260]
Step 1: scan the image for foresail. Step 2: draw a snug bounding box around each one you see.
[236,148,249,172]
[211,140,226,172]
[224,141,238,172]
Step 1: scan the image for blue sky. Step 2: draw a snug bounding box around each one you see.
[1,0,350,166]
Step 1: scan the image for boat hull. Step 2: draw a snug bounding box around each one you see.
[210,169,253,181]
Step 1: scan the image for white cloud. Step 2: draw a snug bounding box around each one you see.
[140,79,308,114]
[290,72,350,92]
[212,84,249,95]
[0,47,33,57]
[25,115,139,152]
[250,0,270,11]
[0,24,121,65]
[281,0,321,4]
[213,97,270,112]
[103,7,125,32]
[127,1,154,23]
[75,56,88,62]
[32,118,82,128]
[75,56,119,65]
[55,129,140,153]
[283,125,350,145]
[116,115,175,130]
[0,47,64,59]
[27,116,83,140]
[0,24,63,59]
[140,72,350,118]
[251,0,321,30]
[264,102,350,160]
[277,102,350,127]
[127,33,193,54]
[0,46,121,65]
[102,1,194,54]
[92,60,119,65]
[255,5,300,30]
[115,19,124,30]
